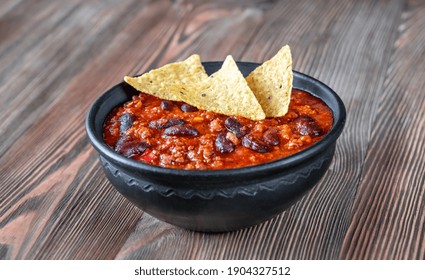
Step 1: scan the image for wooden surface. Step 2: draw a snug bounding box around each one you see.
[0,0,424,260]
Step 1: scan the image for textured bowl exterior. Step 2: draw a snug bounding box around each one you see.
[100,145,335,231]
[86,62,346,232]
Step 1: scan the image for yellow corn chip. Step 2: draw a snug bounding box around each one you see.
[246,45,293,117]
[124,47,293,120]
[181,55,266,120]
[124,54,208,102]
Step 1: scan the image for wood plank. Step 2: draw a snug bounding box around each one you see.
[0,0,62,54]
[0,0,141,156]
[115,0,404,259]
[0,0,186,259]
[0,0,83,92]
[0,0,23,18]
[125,0,265,71]
[341,0,425,259]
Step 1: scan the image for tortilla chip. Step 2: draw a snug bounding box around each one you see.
[181,55,266,120]
[246,45,293,117]
[124,54,208,102]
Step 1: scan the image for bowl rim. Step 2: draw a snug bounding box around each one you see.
[86,62,346,177]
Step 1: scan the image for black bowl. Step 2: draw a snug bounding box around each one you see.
[85,62,346,232]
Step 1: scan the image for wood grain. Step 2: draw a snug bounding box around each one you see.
[0,0,424,260]
[341,0,425,259]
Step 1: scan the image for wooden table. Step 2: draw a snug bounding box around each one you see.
[1,0,424,260]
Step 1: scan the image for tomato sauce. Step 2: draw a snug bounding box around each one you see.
[103,89,333,170]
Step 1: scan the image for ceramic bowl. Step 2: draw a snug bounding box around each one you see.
[85,62,346,232]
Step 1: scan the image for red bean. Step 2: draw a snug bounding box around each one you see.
[161,100,174,111]
[149,118,185,129]
[181,103,198,112]
[242,135,272,153]
[115,136,150,158]
[163,125,199,137]
[119,113,135,134]
[224,117,248,138]
[215,132,235,153]
[263,127,280,146]
[293,116,323,136]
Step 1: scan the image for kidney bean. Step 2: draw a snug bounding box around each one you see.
[224,117,247,138]
[115,136,150,158]
[181,103,198,112]
[119,113,135,134]
[149,118,185,129]
[163,125,199,137]
[263,127,280,146]
[215,132,235,153]
[242,135,272,153]
[293,116,323,136]
[161,100,174,111]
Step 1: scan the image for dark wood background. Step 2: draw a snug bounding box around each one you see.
[0,0,424,260]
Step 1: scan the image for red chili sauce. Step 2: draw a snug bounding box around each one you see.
[103,89,333,170]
